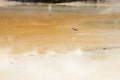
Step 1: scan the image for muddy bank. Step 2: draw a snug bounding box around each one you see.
[0,0,120,8]
[0,0,22,7]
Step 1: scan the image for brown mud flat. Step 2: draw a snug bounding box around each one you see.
[0,8,120,54]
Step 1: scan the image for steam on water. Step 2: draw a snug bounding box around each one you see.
[0,47,120,80]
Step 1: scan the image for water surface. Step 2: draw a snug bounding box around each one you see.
[0,4,120,80]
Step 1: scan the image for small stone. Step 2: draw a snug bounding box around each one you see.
[103,48,107,50]
[72,27,78,31]
[10,62,13,64]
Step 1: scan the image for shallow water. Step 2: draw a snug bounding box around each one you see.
[0,5,120,53]
[0,5,120,80]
